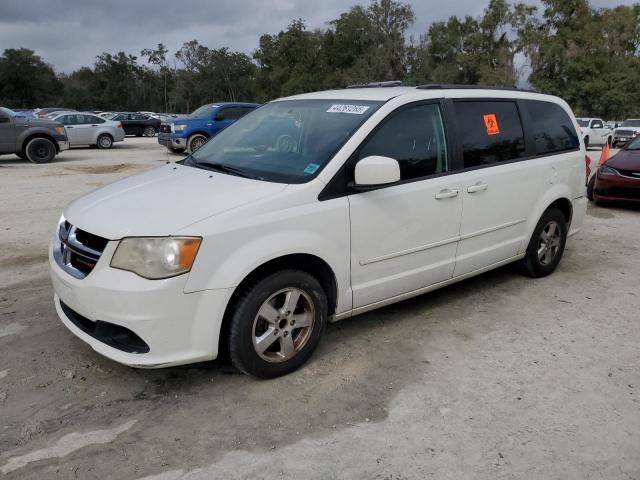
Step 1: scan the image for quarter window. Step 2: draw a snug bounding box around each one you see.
[358,103,448,180]
[524,100,579,155]
[453,101,526,168]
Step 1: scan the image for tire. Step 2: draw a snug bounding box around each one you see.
[607,136,612,147]
[187,134,208,154]
[587,174,596,201]
[169,147,185,154]
[96,133,113,149]
[519,208,567,278]
[228,270,328,378]
[24,137,56,163]
[584,136,589,149]
[143,126,156,137]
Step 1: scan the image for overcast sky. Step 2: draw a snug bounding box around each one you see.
[0,0,634,73]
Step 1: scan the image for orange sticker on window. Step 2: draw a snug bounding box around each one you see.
[483,114,500,135]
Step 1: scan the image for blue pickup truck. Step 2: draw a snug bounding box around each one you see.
[158,102,260,153]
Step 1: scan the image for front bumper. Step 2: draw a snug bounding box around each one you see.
[49,239,233,368]
[594,173,640,203]
[57,140,70,152]
[158,133,187,150]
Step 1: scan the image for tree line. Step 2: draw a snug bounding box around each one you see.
[0,0,638,119]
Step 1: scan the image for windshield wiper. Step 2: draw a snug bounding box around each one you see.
[190,159,254,179]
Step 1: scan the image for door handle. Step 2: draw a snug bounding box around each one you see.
[91,124,98,127]
[434,188,459,200]
[467,182,488,193]
[66,126,74,129]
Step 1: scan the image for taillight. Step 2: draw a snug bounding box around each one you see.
[117,122,123,129]
[585,155,592,186]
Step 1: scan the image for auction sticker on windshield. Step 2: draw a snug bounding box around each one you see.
[327,104,371,114]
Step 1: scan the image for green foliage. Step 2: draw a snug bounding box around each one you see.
[0,0,639,119]
[0,48,62,107]
[522,0,640,119]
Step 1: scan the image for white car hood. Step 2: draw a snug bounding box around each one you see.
[64,163,287,239]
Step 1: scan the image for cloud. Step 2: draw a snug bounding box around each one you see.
[0,0,634,73]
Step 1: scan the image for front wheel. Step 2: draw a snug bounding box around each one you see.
[97,134,113,149]
[519,208,567,278]
[143,126,156,137]
[24,137,56,163]
[228,270,328,378]
[187,134,208,154]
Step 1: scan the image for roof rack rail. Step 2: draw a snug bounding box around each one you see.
[346,80,403,89]
[416,84,538,93]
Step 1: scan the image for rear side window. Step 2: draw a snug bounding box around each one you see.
[524,100,579,155]
[453,101,526,168]
[217,107,250,121]
[358,103,448,180]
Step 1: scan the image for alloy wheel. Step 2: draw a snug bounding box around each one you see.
[252,288,315,363]
[537,221,561,265]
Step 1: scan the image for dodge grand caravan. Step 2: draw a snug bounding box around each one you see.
[50,85,588,378]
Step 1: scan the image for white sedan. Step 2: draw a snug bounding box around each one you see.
[52,112,125,149]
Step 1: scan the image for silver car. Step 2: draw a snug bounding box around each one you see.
[51,112,125,149]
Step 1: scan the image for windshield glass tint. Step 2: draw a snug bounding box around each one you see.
[190,104,217,118]
[622,120,640,127]
[626,137,640,150]
[577,119,589,127]
[188,99,382,183]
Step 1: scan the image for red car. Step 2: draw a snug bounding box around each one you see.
[588,136,640,203]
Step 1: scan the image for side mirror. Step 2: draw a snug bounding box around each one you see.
[353,155,401,188]
[0,115,10,124]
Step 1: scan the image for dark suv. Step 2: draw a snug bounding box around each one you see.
[0,107,69,163]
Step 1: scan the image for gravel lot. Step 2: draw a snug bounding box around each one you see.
[0,139,638,479]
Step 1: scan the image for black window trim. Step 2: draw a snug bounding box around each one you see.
[318,96,582,201]
[521,98,581,159]
[319,98,453,200]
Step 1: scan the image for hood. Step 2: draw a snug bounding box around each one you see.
[14,117,61,128]
[64,164,287,239]
[614,126,640,134]
[170,116,201,125]
[606,149,640,171]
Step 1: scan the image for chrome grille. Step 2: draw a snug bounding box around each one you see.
[53,221,108,279]
[615,130,635,137]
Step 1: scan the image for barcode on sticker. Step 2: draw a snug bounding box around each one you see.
[326,104,371,114]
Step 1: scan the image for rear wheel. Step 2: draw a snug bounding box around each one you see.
[519,208,567,278]
[584,136,590,149]
[187,134,208,154]
[228,270,328,378]
[143,126,156,137]
[97,133,113,149]
[24,137,56,163]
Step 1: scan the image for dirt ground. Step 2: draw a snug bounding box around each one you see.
[0,139,638,479]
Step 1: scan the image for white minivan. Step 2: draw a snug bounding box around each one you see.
[50,85,588,378]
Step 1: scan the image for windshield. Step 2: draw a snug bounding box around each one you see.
[621,119,640,127]
[577,119,589,127]
[626,136,640,150]
[187,99,382,183]
[0,107,15,117]
[189,104,218,119]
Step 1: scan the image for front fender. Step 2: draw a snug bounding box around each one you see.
[183,197,352,314]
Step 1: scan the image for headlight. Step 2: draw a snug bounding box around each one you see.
[599,165,619,176]
[174,124,187,132]
[111,237,201,279]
